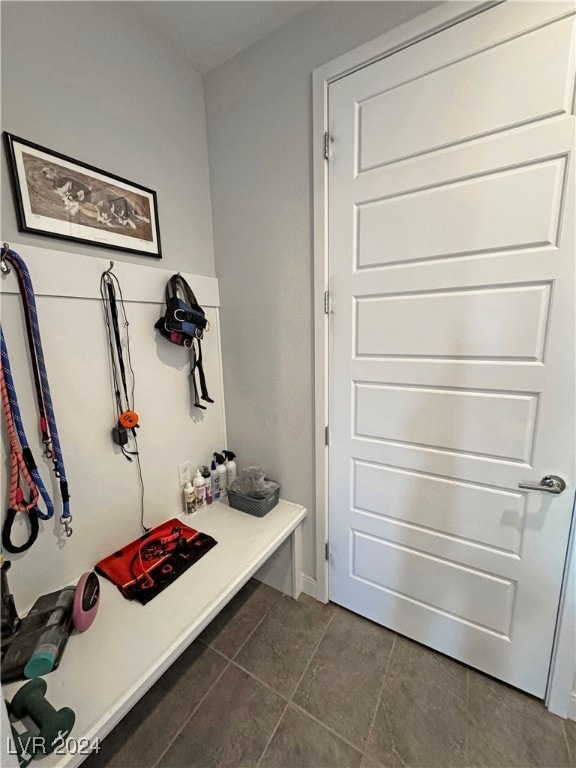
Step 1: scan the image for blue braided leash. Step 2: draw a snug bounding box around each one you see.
[1,246,71,534]
[0,327,54,520]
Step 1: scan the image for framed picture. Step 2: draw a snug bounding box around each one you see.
[3,133,162,258]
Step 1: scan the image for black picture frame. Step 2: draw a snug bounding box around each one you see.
[3,132,162,259]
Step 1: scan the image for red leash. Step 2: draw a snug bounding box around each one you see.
[0,362,40,551]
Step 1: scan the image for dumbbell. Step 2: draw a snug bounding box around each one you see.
[10,678,75,755]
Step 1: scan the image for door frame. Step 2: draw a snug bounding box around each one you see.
[311,0,575,717]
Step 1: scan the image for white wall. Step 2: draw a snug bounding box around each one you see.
[0,0,441,594]
[1,245,226,610]
[1,0,215,275]
[0,3,225,607]
[204,1,439,585]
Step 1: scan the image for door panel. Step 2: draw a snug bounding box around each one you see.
[354,461,525,555]
[354,383,538,461]
[351,531,515,635]
[328,2,575,696]
[356,160,564,267]
[356,284,551,360]
[358,15,575,170]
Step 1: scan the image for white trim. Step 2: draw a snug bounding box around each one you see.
[213,307,229,455]
[312,1,499,88]
[312,68,330,606]
[291,523,303,599]
[300,574,318,601]
[0,242,220,307]
[312,0,498,608]
[546,499,576,718]
[569,692,576,722]
[312,0,575,714]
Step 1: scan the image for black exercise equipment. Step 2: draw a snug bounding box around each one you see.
[10,678,75,755]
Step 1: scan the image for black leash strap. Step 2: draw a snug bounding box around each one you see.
[2,507,39,554]
[107,280,130,411]
[101,269,133,418]
[100,264,148,534]
[190,340,214,410]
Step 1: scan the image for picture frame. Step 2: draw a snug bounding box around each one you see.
[3,132,162,259]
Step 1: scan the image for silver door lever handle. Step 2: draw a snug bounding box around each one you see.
[518,475,566,494]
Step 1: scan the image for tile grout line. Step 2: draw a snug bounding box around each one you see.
[287,605,338,702]
[201,589,282,664]
[152,587,282,768]
[231,601,278,661]
[562,719,574,764]
[362,633,397,766]
[464,667,471,766]
[151,655,232,768]
[229,656,291,704]
[228,649,374,759]
[289,699,374,758]
[254,605,338,768]
[254,699,291,768]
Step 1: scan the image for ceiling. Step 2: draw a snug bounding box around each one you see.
[139,1,320,73]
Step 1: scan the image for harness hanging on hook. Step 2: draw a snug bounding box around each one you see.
[0,244,72,550]
[154,273,214,410]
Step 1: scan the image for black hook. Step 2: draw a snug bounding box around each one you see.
[102,261,115,281]
[1,242,11,274]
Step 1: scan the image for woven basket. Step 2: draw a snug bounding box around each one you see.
[227,485,280,517]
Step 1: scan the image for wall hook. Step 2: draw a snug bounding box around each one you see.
[102,261,115,280]
[0,243,11,274]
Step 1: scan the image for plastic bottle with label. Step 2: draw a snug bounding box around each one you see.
[183,481,195,514]
[214,452,227,499]
[223,450,238,487]
[201,466,212,505]
[210,459,220,501]
[193,469,206,511]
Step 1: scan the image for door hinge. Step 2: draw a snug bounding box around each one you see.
[324,290,331,314]
[325,425,329,446]
[324,131,330,160]
[325,541,329,561]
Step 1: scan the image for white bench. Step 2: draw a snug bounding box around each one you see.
[2,499,306,768]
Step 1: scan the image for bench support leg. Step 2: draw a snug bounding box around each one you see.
[291,524,303,599]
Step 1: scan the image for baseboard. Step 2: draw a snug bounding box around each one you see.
[569,692,576,722]
[301,575,318,600]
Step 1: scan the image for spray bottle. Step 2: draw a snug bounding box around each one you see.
[223,450,238,487]
[201,466,212,504]
[210,459,220,501]
[214,452,227,499]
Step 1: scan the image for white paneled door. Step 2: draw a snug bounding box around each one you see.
[328,2,575,696]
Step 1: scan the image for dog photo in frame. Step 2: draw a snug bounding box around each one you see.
[4,133,162,258]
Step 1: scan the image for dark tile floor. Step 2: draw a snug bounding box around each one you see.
[84,581,575,768]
